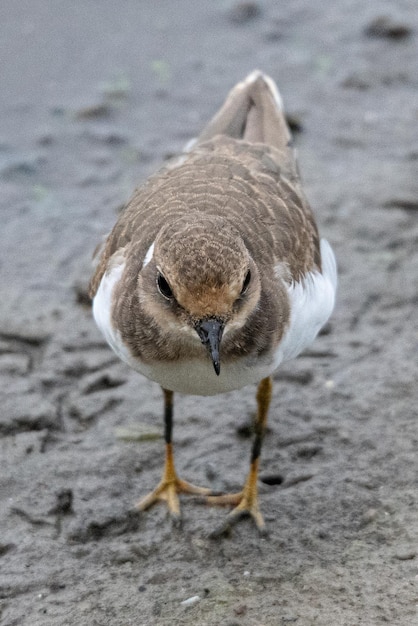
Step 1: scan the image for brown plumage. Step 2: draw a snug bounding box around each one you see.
[89,71,336,534]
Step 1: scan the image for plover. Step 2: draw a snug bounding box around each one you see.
[89,71,337,534]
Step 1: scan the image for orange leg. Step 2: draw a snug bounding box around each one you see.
[206,376,273,536]
[136,389,211,523]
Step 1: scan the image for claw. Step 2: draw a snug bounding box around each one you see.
[136,440,212,520]
[204,490,268,537]
[136,475,212,521]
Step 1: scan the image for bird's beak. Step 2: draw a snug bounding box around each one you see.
[195,317,225,376]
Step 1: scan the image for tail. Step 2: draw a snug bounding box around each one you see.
[196,70,291,151]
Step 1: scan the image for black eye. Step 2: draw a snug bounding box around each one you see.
[240,270,251,296]
[157,273,173,299]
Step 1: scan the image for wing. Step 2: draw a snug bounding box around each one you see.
[90,72,321,297]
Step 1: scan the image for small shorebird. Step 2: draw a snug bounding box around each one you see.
[90,71,337,535]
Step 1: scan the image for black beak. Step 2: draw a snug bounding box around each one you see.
[195,317,225,376]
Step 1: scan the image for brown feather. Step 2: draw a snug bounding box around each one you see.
[89,73,321,366]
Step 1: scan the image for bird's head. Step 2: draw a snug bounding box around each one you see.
[141,216,260,375]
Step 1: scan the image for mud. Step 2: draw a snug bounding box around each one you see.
[1,2,418,625]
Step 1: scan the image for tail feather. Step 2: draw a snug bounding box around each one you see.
[196,71,291,151]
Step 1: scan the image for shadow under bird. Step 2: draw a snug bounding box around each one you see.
[89,71,337,535]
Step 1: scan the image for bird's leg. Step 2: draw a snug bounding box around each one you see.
[206,376,272,536]
[136,388,211,522]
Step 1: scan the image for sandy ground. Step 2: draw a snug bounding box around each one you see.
[1,1,418,625]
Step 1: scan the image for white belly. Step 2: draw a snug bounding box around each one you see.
[129,353,277,396]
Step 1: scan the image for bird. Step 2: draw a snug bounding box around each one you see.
[89,71,337,535]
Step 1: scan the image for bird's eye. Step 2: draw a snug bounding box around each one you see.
[157,273,173,299]
[240,270,251,296]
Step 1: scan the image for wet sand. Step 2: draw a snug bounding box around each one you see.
[1,2,418,624]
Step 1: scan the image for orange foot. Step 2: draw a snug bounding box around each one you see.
[203,459,267,537]
[136,476,212,524]
[205,490,267,537]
